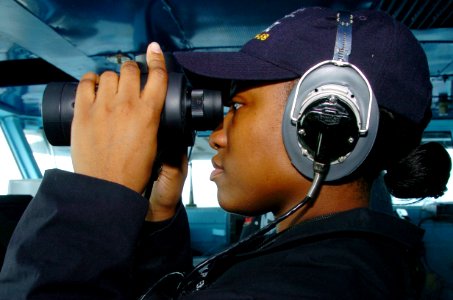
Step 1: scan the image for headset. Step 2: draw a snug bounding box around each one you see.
[282,12,379,182]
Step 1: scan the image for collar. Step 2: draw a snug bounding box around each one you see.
[266,208,424,251]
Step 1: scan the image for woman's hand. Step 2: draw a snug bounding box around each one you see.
[147,152,188,222]
[71,42,167,194]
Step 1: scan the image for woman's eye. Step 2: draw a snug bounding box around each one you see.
[231,102,243,111]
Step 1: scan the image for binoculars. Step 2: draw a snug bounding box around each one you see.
[42,73,225,147]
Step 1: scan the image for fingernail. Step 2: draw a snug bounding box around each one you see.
[148,42,162,54]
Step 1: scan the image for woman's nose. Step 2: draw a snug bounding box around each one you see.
[209,119,226,150]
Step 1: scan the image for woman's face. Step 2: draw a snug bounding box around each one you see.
[209,81,309,217]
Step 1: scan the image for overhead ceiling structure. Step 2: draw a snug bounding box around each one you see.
[375,0,453,29]
[0,0,451,117]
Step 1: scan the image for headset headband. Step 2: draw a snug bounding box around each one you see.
[333,12,353,62]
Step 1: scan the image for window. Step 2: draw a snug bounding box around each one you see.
[24,129,73,174]
[182,159,218,207]
[0,126,22,194]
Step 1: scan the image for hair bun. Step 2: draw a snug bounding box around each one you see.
[384,142,451,199]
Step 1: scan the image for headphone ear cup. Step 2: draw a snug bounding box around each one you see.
[282,62,379,181]
[297,97,360,165]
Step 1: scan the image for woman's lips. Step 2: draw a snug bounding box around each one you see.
[210,160,224,181]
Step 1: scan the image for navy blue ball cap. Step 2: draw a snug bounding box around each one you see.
[174,7,432,126]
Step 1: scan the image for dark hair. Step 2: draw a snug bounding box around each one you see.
[384,142,451,199]
[360,109,451,199]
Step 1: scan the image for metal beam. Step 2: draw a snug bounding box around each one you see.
[0,0,98,80]
[0,116,42,179]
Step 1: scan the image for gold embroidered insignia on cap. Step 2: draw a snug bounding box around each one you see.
[255,33,270,41]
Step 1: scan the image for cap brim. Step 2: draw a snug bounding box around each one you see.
[173,51,299,81]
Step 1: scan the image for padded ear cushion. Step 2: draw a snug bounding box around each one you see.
[282,61,379,181]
